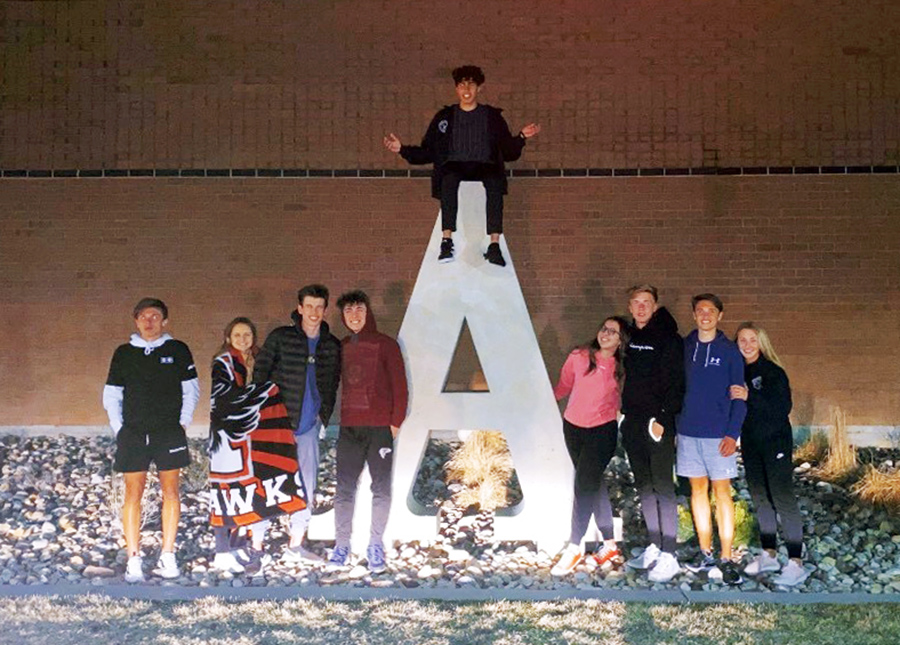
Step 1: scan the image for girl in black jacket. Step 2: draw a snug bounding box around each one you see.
[730,323,808,587]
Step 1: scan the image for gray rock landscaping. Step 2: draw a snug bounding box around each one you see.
[1,434,899,594]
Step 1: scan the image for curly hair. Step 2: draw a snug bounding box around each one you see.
[452,65,485,85]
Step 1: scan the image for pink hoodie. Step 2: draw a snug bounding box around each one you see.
[554,349,620,428]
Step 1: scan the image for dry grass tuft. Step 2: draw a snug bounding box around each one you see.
[812,407,858,483]
[445,431,513,512]
[793,431,829,464]
[182,441,210,493]
[851,464,900,508]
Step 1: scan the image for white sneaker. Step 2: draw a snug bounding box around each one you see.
[744,551,780,576]
[626,543,660,570]
[647,551,681,583]
[153,551,180,579]
[772,560,810,587]
[125,556,144,583]
[282,544,324,564]
[212,551,246,574]
[550,543,583,577]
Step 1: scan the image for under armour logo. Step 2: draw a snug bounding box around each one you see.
[379,447,392,459]
[160,356,174,364]
[438,119,448,133]
[709,357,721,366]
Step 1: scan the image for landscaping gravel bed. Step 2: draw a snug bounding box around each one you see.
[1,435,899,594]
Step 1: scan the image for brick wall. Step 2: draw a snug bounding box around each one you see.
[1,1,898,431]
[2,176,898,428]
[2,0,899,169]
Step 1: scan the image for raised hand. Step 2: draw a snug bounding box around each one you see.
[383,133,402,153]
[519,123,541,139]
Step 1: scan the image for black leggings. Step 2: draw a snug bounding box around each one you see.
[563,419,618,543]
[620,415,678,553]
[743,433,804,559]
[439,161,505,235]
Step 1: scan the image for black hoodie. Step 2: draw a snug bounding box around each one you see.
[741,354,793,445]
[253,310,342,431]
[622,307,685,432]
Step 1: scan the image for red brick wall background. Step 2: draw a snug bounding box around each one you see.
[1,1,898,430]
[2,0,898,169]
[1,177,898,427]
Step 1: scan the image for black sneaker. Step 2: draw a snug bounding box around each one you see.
[718,559,744,586]
[686,550,717,573]
[438,238,454,263]
[484,242,506,266]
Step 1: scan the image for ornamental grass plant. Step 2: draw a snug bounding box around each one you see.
[444,430,514,512]
[812,406,859,483]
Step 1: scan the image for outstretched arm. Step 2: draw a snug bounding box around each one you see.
[520,123,541,139]
[397,112,443,165]
[383,133,402,153]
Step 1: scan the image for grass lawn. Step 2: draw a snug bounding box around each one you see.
[0,596,895,644]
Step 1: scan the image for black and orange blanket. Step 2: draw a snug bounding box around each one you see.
[208,350,307,527]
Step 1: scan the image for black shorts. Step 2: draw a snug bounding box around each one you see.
[114,424,191,473]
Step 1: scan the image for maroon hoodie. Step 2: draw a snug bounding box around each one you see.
[340,310,409,428]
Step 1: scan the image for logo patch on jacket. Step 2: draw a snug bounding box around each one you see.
[752,376,763,390]
[438,119,449,133]
[160,356,174,364]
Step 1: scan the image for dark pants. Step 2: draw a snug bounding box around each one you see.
[620,414,678,553]
[440,161,505,235]
[563,419,618,543]
[743,434,804,559]
[334,426,394,548]
[213,526,246,554]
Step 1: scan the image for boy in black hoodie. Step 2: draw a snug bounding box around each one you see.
[383,65,540,267]
[620,285,685,583]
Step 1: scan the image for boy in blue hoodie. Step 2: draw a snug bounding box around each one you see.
[677,293,746,585]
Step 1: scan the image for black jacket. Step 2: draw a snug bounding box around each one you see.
[400,104,526,199]
[253,311,341,431]
[742,355,793,445]
[622,307,685,432]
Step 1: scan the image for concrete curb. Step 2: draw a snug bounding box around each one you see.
[1,583,899,605]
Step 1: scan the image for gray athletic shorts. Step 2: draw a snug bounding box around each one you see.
[676,434,737,480]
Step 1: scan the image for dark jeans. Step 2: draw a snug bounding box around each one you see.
[620,414,678,553]
[563,419,618,543]
[440,161,505,235]
[334,426,394,548]
[743,434,804,559]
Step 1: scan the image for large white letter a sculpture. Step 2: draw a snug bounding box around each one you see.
[391,183,572,549]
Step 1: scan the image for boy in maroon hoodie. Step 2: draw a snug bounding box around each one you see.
[328,290,409,572]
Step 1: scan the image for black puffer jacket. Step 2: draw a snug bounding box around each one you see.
[622,307,685,432]
[253,311,341,430]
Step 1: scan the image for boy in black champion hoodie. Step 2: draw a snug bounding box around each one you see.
[620,285,686,583]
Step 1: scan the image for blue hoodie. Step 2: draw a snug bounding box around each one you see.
[677,330,746,440]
